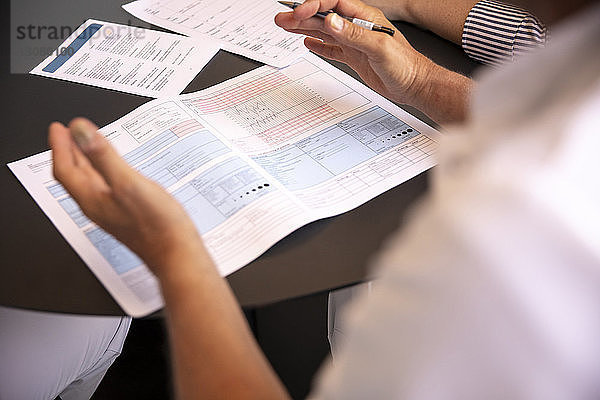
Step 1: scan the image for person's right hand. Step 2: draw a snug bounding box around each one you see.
[276,0,472,123]
[275,0,435,110]
[49,118,212,279]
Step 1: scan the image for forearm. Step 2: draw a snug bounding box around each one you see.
[401,0,478,44]
[363,0,411,20]
[155,247,289,400]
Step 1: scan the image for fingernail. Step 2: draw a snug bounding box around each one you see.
[70,119,96,150]
[330,13,344,31]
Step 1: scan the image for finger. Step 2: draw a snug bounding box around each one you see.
[294,0,369,21]
[49,121,94,185]
[292,0,322,20]
[304,37,346,62]
[69,117,135,189]
[287,28,337,44]
[49,122,94,170]
[275,0,386,40]
[275,13,339,44]
[49,122,76,177]
[49,121,110,205]
[275,10,324,31]
[323,13,392,62]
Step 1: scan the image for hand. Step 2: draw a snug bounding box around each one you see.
[275,0,433,107]
[275,0,472,124]
[49,118,210,278]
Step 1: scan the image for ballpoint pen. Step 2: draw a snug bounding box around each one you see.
[278,1,395,37]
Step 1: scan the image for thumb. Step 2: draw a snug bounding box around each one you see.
[69,117,134,187]
[325,13,389,61]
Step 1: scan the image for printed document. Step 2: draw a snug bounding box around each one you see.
[123,0,308,67]
[30,19,220,98]
[10,54,439,316]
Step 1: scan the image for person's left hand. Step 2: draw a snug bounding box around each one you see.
[49,118,209,278]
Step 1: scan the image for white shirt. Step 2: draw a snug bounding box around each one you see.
[312,3,600,399]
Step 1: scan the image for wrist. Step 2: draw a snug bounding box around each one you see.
[400,51,437,108]
[407,59,472,124]
[147,239,215,283]
[399,0,418,24]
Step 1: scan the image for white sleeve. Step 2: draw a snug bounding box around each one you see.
[311,10,600,397]
[310,179,600,399]
[0,307,131,400]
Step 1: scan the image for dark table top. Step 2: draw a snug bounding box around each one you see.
[0,1,479,315]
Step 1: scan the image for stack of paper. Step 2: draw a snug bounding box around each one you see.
[30,19,220,97]
[11,54,439,316]
[123,0,309,67]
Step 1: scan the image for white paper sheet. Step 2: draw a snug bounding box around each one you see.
[10,54,439,316]
[30,19,220,98]
[122,0,309,67]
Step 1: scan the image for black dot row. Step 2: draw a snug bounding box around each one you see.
[239,183,270,198]
[383,128,413,142]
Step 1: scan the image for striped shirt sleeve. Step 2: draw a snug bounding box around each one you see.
[462,0,547,66]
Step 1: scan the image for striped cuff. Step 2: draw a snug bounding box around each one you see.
[462,0,547,66]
